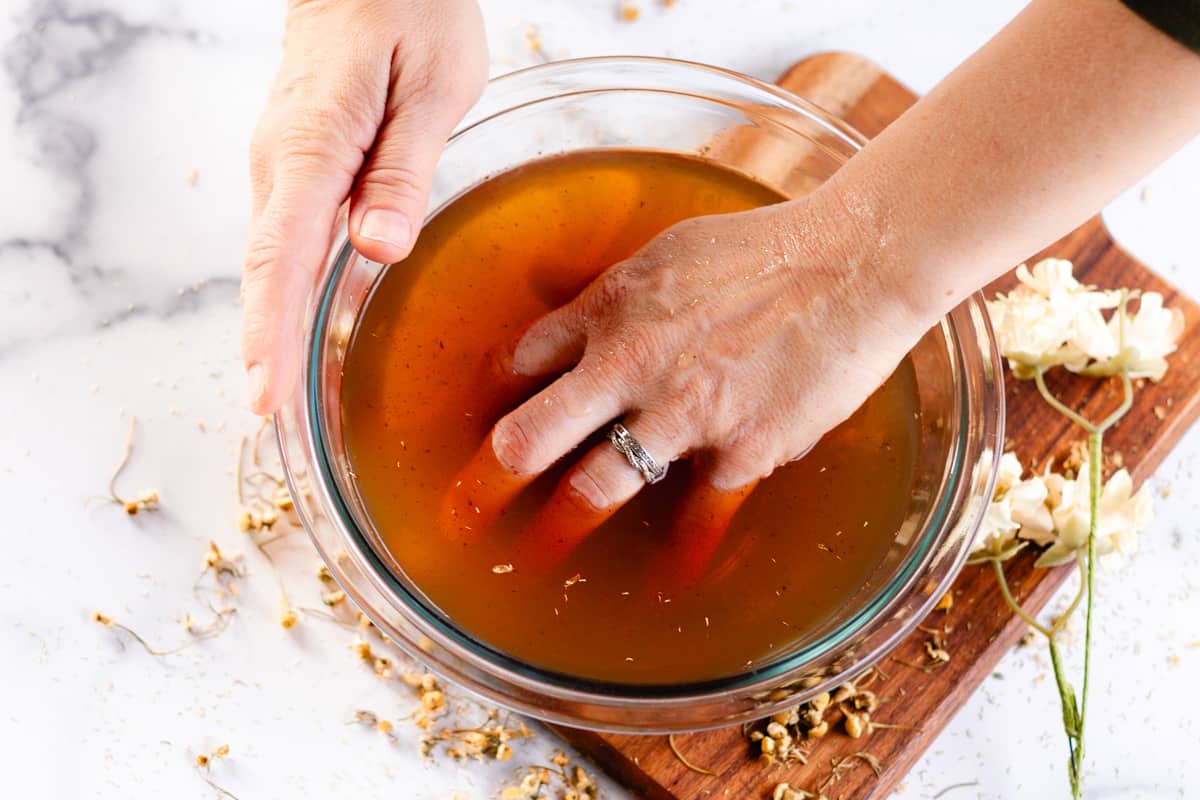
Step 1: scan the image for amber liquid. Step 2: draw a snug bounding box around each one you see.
[342,151,918,684]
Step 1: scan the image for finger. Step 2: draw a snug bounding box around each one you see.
[347,90,462,264]
[522,411,689,567]
[242,147,356,415]
[474,337,550,419]
[440,363,625,538]
[656,477,757,588]
[439,431,530,539]
[509,303,587,377]
[490,361,626,478]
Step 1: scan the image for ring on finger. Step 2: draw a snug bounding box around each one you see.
[608,422,668,485]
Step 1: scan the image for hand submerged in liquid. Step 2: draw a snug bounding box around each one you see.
[444,193,925,573]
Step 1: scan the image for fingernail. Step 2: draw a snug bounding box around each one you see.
[487,339,519,377]
[247,363,265,405]
[359,208,412,250]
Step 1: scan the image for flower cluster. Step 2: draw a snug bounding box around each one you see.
[986,258,1182,380]
[970,451,1153,569]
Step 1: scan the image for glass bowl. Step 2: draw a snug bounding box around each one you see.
[276,56,1004,733]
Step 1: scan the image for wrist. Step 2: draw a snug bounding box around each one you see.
[780,181,938,344]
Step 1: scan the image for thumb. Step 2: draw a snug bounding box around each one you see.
[347,101,458,264]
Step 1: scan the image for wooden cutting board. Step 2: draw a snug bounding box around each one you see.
[551,52,1200,799]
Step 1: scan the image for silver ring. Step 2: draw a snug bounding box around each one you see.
[608,423,668,485]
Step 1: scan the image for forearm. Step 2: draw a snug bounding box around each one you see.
[818,0,1200,326]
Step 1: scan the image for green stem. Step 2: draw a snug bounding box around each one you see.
[1078,429,1102,773]
[1034,369,1097,433]
[991,559,1051,638]
[1046,637,1081,798]
[1050,552,1087,637]
[1010,360,1136,800]
[1097,371,1134,433]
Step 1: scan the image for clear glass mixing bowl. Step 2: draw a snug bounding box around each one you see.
[276,57,1004,733]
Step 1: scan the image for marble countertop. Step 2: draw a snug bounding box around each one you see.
[2,1,1198,798]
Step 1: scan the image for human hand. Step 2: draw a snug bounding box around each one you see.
[444,191,927,557]
[242,0,487,414]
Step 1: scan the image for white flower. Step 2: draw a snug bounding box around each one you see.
[1009,469,1054,543]
[1082,292,1184,381]
[969,452,1152,569]
[986,258,1178,381]
[1034,465,1154,568]
[988,259,1121,377]
[972,452,1050,557]
[987,292,1088,375]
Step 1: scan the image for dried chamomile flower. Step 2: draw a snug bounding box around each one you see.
[203,541,244,578]
[499,751,597,800]
[924,635,951,665]
[108,417,160,515]
[272,485,294,511]
[843,711,870,739]
[773,782,816,800]
[422,710,531,762]
[195,743,230,767]
[279,606,298,629]
[935,591,954,613]
[92,610,187,657]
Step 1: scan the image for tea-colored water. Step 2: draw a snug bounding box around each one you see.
[341,150,918,684]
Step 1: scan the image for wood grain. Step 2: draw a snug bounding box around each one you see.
[551,52,1200,800]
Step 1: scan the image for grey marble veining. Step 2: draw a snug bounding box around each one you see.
[0,0,231,358]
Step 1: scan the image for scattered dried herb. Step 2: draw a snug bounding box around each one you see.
[194,743,239,800]
[500,751,599,800]
[818,751,882,794]
[668,733,717,776]
[107,417,159,515]
[932,779,981,798]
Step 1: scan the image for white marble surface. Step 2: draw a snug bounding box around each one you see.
[2,1,1198,798]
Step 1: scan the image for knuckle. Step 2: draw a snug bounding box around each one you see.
[668,369,713,423]
[240,305,275,354]
[249,124,274,172]
[394,39,486,113]
[358,162,426,202]
[275,117,347,164]
[616,326,666,380]
[242,224,293,285]
[639,411,688,454]
[712,446,773,490]
[586,269,634,314]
